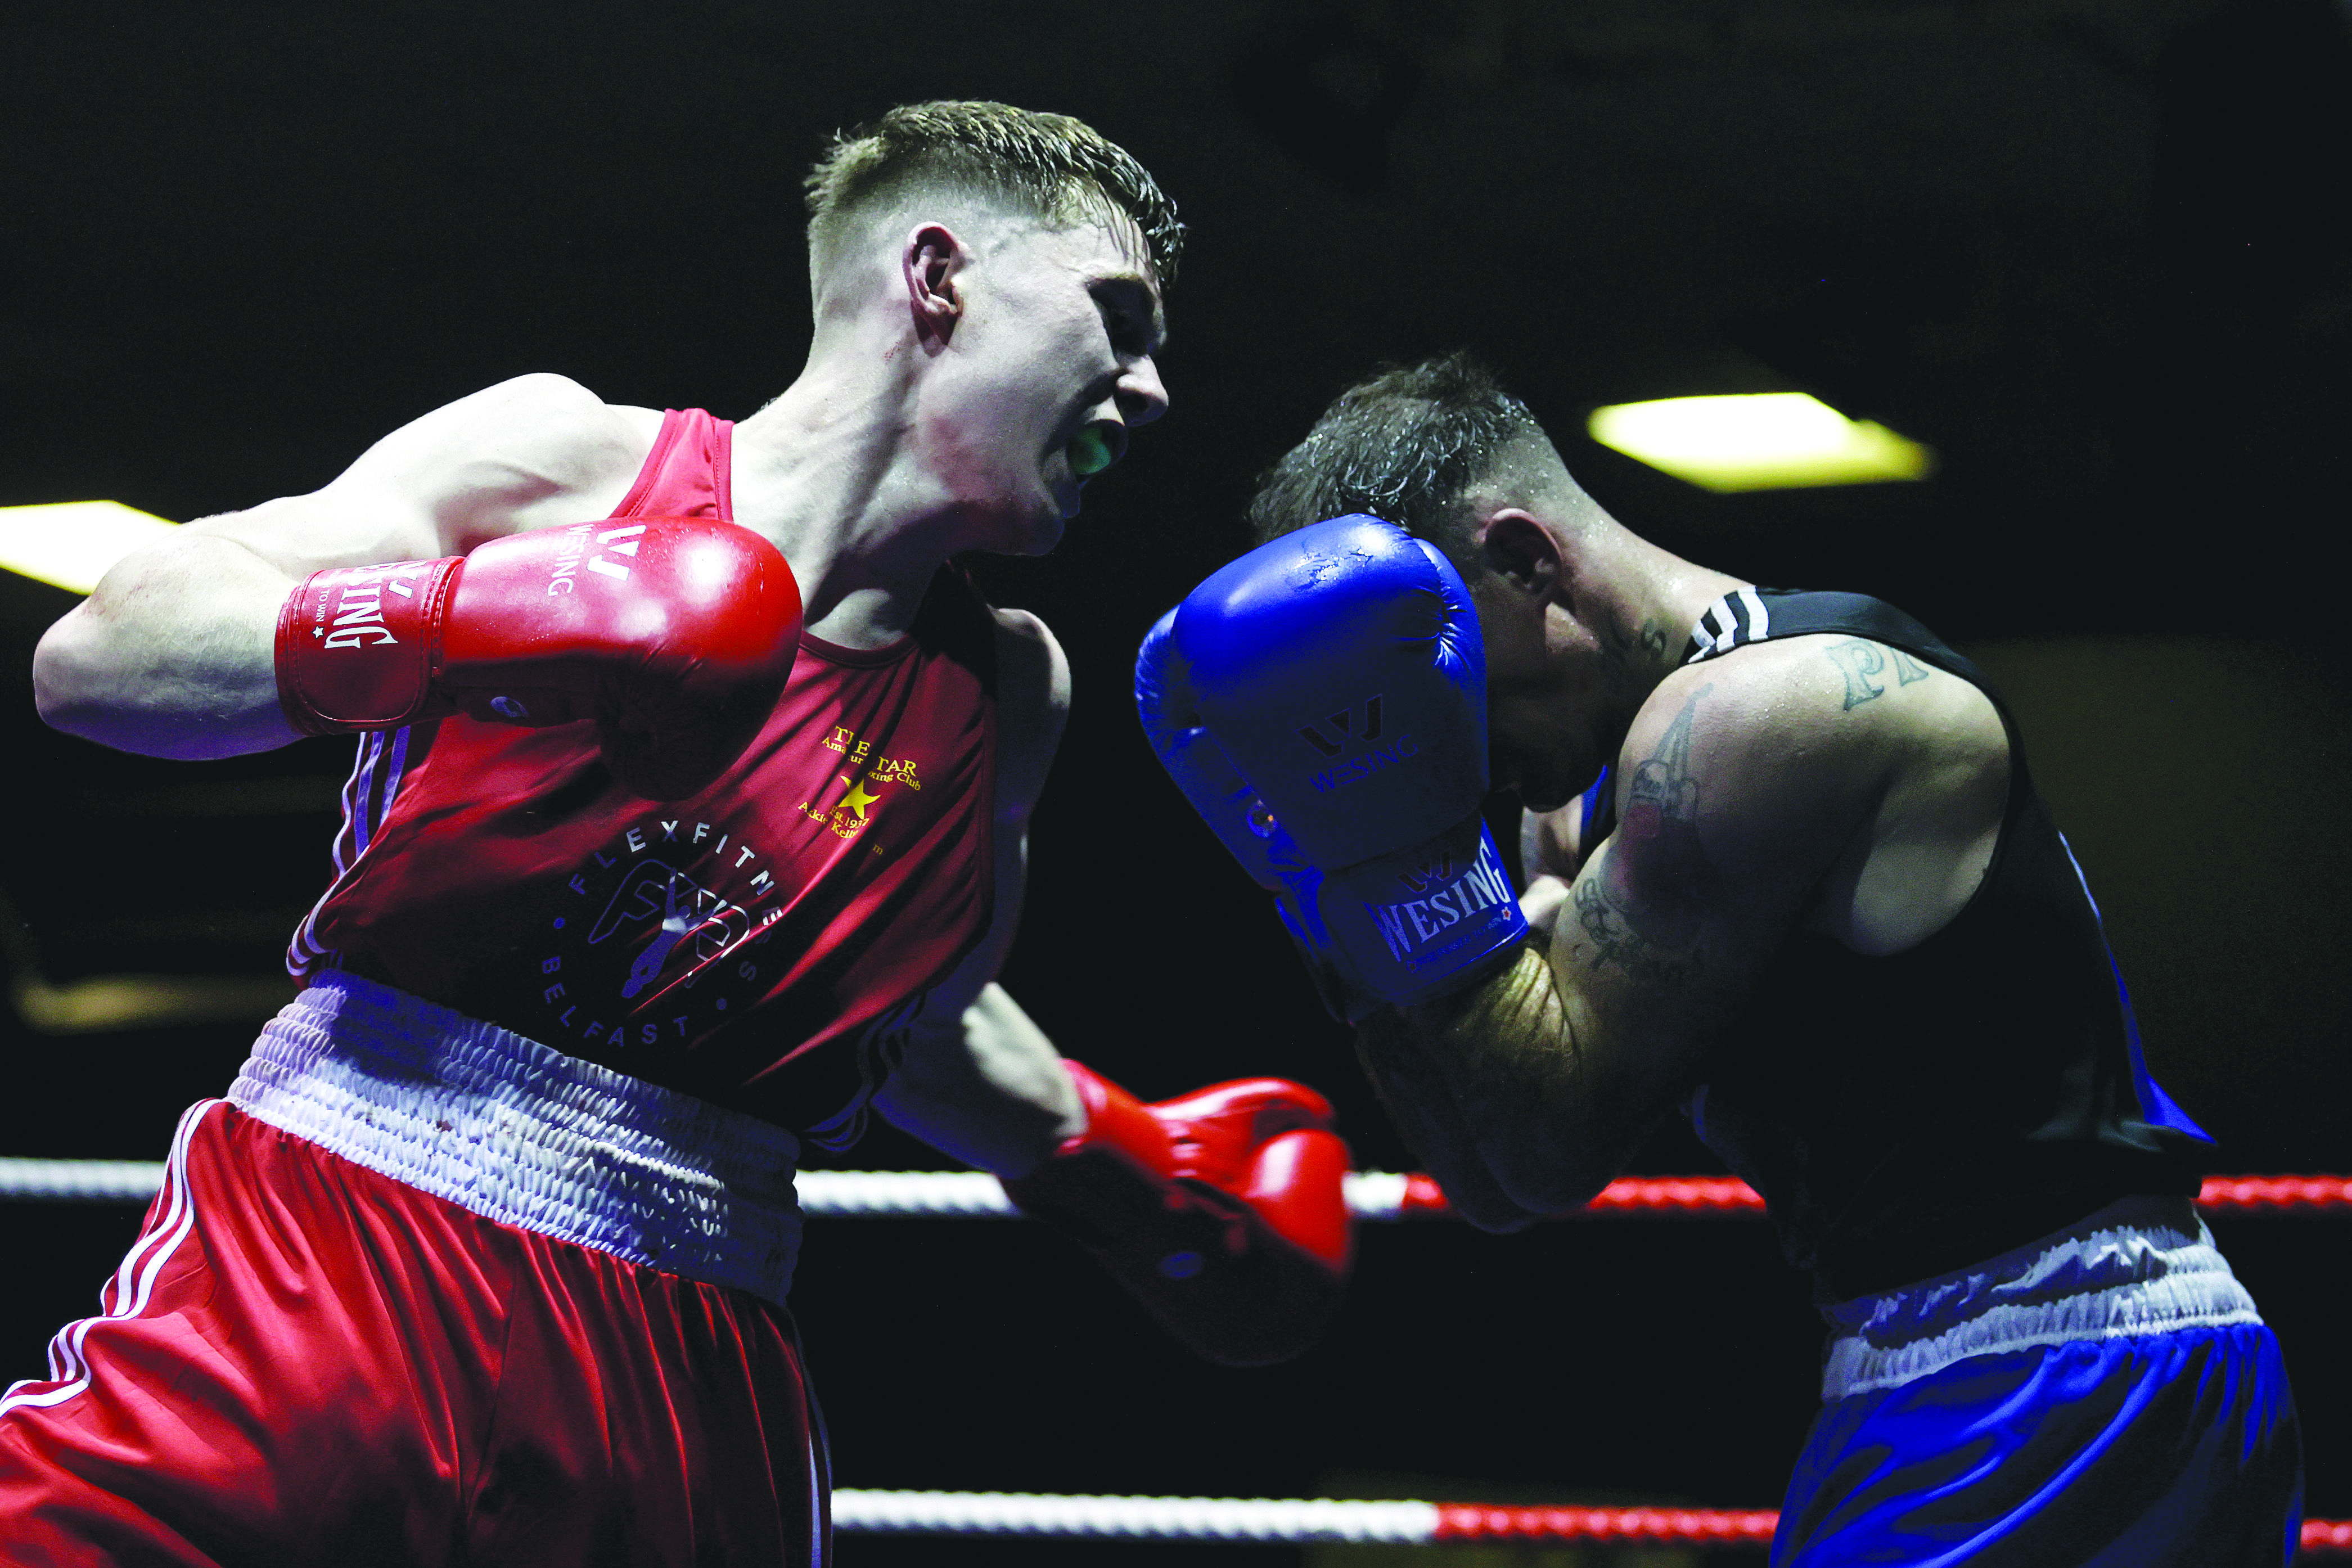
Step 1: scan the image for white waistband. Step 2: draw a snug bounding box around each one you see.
[1819,1192,2263,1402]
[228,970,804,1304]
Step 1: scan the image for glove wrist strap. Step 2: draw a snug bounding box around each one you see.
[1319,814,1531,1016]
[274,558,464,734]
[1049,1060,1177,1178]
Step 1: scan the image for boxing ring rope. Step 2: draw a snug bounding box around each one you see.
[8,1160,2344,1553]
[4,1158,2351,1214]
[828,1493,2352,1554]
[831,1491,1781,1546]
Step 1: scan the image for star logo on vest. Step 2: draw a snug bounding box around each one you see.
[839,776,882,821]
[799,725,924,847]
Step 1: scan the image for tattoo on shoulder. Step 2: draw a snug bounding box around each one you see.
[1626,682,1706,826]
[1572,683,1711,989]
[1823,638,1933,710]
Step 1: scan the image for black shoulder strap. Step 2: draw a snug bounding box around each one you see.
[1686,587,1997,691]
[1575,587,2019,845]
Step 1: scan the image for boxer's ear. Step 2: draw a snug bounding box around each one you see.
[903,223,970,348]
[1478,510,1565,602]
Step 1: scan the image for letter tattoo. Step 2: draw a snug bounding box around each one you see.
[1824,639,1887,709]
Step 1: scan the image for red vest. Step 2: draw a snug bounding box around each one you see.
[291,409,999,1146]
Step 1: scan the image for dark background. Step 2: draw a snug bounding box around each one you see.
[3,0,2348,1557]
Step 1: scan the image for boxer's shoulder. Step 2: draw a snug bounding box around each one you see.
[339,374,660,534]
[195,378,662,573]
[1632,637,1832,759]
[1637,632,1976,764]
[988,606,1069,823]
[449,371,664,458]
[1615,641,1896,868]
[1615,633,2004,881]
[988,607,1070,715]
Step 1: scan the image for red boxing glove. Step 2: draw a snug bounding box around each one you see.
[273,516,801,800]
[1000,1060,1354,1366]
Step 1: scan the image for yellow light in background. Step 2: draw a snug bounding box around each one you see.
[1587,393,1934,493]
[0,501,180,594]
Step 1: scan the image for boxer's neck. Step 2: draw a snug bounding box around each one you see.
[1562,523,1751,742]
[727,396,925,651]
[727,339,1001,651]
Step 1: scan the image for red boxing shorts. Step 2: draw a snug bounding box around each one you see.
[0,972,829,1567]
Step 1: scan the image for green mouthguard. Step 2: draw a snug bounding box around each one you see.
[1070,427,1114,477]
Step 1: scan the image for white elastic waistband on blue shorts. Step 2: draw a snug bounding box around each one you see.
[229,969,804,1304]
[1819,1191,2265,1403]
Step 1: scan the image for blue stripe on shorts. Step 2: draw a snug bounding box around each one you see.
[1774,1321,2302,1566]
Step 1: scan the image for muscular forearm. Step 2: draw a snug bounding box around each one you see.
[1382,944,1649,1216]
[34,533,301,759]
[870,984,1084,1177]
[1351,1013,1546,1232]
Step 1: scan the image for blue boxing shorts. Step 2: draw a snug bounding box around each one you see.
[1775,1195,2302,1567]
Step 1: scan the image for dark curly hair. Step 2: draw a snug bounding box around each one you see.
[1245,353,1547,576]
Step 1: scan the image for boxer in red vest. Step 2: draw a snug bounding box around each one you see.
[13,101,1350,1567]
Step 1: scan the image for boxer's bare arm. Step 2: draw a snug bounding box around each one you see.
[1521,794,1587,880]
[33,374,652,759]
[871,608,1087,1175]
[1517,797,1587,939]
[1351,1016,1547,1231]
[1362,638,2007,1225]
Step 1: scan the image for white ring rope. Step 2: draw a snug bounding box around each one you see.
[833,1490,1441,1543]
[0,1159,170,1203]
[795,1170,1423,1219]
[0,1161,1423,1217]
[798,1169,1020,1216]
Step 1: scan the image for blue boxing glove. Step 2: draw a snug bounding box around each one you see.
[1137,515,1529,1019]
[1137,609,1381,1020]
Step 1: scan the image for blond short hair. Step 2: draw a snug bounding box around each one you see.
[804,100,1183,283]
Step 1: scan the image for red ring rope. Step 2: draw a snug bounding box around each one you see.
[1434,1503,1779,1543]
[1388,1172,2352,1218]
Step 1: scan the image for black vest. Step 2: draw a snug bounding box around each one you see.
[1597,588,2212,1303]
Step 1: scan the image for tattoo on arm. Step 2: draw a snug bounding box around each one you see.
[1823,638,1932,710]
[1574,876,1700,988]
[1573,684,1711,988]
[1355,993,1553,1228]
[1824,639,1885,709]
